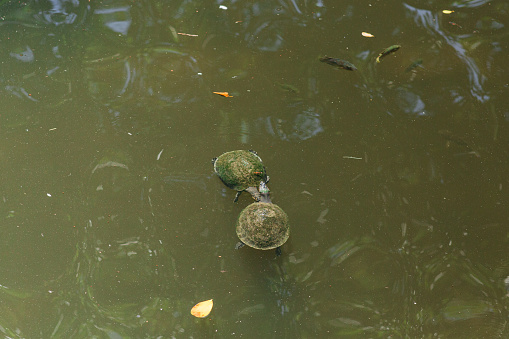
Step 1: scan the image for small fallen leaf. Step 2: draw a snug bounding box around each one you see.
[442,10,454,14]
[362,32,375,38]
[213,92,233,97]
[191,299,214,318]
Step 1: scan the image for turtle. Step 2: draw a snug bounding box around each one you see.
[212,150,269,202]
[235,181,289,256]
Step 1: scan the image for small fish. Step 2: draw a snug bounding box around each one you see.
[91,161,129,174]
[438,130,480,157]
[163,174,209,190]
[276,82,300,94]
[448,21,462,29]
[405,59,423,72]
[319,56,357,71]
[376,45,401,63]
[438,130,469,147]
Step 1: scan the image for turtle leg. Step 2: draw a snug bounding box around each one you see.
[235,241,245,250]
[275,247,282,256]
[233,191,242,203]
[245,187,261,202]
[211,157,217,164]
[248,149,257,155]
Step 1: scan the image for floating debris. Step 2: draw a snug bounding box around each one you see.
[319,56,357,71]
[177,32,198,37]
[362,32,375,38]
[442,10,454,14]
[156,149,164,160]
[376,45,401,63]
[213,92,233,97]
[191,299,214,318]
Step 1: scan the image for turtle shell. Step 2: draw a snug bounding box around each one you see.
[213,150,267,191]
[236,202,290,250]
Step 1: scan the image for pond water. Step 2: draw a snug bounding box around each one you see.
[0,0,508,338]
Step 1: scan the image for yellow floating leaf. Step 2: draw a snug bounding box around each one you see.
[213,92,233,97]
[191,299,213,318]
[361,32,375,38]
[442,10,454,14]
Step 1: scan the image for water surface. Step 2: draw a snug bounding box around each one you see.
[0,0,508,337]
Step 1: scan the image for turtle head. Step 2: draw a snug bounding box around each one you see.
[258,181,272,203]
[259,181,269,194]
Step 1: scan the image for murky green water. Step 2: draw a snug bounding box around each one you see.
[0,0,508,338]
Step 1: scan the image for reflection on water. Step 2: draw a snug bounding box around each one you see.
[0,0,508,337]
[260,108,324,141]
[404,3,489,102]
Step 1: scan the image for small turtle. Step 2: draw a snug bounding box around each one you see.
[236,182,289,255]
[212,150,269,202]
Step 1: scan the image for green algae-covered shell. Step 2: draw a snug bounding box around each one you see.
[236,202,290,250]
[213,150,267,191]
